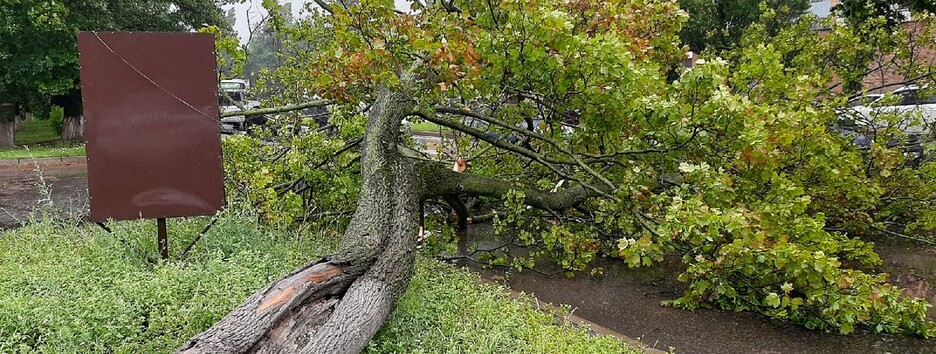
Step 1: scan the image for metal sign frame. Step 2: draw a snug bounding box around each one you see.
[78,31,225,258]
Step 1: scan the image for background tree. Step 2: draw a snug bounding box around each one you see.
[0,104,13,147]
[677,0,809,53]
[179,1,936,352]
[0,0,228,141]
[243,21,284,94]
[237,1,294,95]
[836,0,936,28]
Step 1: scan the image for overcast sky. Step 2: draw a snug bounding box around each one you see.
[223,1,411,44]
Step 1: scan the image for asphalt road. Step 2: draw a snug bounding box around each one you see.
[0,160,88,229]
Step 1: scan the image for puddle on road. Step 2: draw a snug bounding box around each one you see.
[454,224,936,354]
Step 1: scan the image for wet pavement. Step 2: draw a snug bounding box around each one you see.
[458,225,936,354]
[0,161,88,229]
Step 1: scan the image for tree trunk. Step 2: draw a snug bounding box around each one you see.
[178,72,605,352]
[61,115,83,142]
[0,103,14,148]
[178,87,421,354]
[14,103,21,132]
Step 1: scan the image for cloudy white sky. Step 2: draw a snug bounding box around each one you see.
[224,1,837,43]
[223,1,411,44]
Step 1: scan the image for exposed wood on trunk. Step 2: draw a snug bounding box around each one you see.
[255,264,344,313]
[177,259,358,353]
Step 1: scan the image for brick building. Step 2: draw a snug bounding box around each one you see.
[811,0,936,93]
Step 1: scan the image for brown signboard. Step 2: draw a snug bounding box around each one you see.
[78,32,224,221]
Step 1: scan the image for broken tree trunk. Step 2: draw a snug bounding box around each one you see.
[178,87,421,354]
[178,76,605,353]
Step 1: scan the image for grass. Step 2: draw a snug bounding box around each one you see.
[14,119,60,145]
[0,215,635,353]
[0,145,85,160]
[410,121,451,134]
[367,258,636,353]
[0,119,85,160]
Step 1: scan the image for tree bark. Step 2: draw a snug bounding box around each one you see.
[416,162,609,211]
[61,115,83,142]
[0,103,14,148]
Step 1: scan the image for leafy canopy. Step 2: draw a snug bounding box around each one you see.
[0,0,227,102]
[677,0,809,53]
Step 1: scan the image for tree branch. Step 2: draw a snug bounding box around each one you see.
[313,0,334,15]
[220,100,332,118]
[416,161,610,211]
[413,110,614,199]
[868,223,936,246]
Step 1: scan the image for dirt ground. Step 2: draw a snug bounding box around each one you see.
[0,161,88,229]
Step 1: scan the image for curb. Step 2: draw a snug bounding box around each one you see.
[0,156,86,167]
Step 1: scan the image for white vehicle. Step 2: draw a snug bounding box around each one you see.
[837,86,936,154]
[842,85,936,135]
[219,79,262,134]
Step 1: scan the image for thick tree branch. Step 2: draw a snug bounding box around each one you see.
[416,161,610,211]
[313,0,334,14]
[435,106,571,154]
[414,110,614,199]
[415,110,574,164]
[220,100,332,118]
[435,106,695,162]
[441,194,468,230]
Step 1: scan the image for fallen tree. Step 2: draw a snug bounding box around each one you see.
[182,1,936,352]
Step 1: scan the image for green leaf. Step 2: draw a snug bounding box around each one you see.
[765,293,781,308]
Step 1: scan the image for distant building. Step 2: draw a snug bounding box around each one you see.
[811,0,935,93]
[809,0,834,19]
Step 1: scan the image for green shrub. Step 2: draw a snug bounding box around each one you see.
[48,106,64,135]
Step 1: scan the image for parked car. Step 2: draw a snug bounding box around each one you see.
[835,86,936,154]
[219,79,264,134]
[843,86,936,133]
